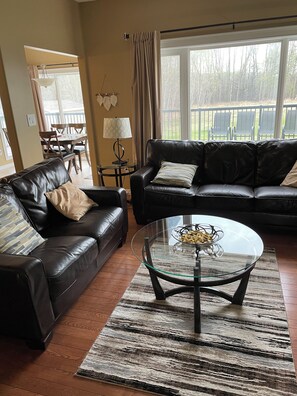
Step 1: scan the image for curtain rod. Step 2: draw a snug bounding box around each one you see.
[37,62,78,68]
[161,14,297,34]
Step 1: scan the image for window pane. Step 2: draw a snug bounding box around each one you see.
[161,55,181,139]
[56,72,84,122]
[190,43,281,140]
[39,78,59,115]
[39,68,85,127]
[282,40,297,139]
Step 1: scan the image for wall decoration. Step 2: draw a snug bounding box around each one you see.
[96,74,118,111]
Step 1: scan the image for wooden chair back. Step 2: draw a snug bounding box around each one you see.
[68,123,86,134]
[51,123,68,134]
[39,131,76,173]
[40,131,63,158]
[67,123,90,167]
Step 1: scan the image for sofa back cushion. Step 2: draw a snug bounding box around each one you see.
[203,141,257,185]
[146,139,204,184]
[8,158,71,232]
[256,139,297,186]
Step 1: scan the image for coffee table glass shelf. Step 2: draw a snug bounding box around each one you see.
[131,215,264,333]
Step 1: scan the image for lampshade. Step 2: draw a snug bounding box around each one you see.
[103,118,132,139]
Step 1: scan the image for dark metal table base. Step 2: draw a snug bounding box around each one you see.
[143,238,254,333]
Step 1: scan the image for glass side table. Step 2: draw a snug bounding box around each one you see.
[97,163,137,188]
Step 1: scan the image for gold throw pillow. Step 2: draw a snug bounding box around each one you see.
[45,181,97,221]
[281,161,297,188]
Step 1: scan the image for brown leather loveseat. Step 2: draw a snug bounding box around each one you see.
[0,158,127,349]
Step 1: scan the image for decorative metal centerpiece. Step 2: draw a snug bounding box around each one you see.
[172,223,224,266]
[172,223,224,247]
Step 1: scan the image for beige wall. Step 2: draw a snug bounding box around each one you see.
[78,0,297,181]
[0,0,83,170]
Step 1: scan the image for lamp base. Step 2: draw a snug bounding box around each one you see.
[112,139,128,165]
[112,159,128,165]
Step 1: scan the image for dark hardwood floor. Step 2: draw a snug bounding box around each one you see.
[0,162,296,395]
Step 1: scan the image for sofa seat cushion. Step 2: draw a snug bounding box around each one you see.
[30,236,98,303]
[254,186,297,213]
[40,206,124,251]
[196,184,254,211]
[144,184,199,208]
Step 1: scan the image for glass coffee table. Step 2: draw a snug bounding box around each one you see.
[131,214,264,333]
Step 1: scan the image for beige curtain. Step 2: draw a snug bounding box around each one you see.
[28,65,48,131]
[132,31,161,168]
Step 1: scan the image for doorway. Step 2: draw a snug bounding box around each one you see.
[25,46,92,185]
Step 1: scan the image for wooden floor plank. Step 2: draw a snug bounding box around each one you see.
[0,384,43,396]
[0,206,296,396]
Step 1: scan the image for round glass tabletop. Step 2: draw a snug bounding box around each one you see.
[131,215,264,280]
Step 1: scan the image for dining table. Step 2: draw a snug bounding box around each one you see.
[57,133,88,172]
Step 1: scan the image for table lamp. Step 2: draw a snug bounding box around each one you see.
[103,118,132,165]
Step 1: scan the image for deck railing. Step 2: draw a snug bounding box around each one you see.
[3,104,297,144]
[162,103,297,141]
[44,112,86,127]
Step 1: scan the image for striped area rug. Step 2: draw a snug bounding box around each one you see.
[76,248,297,395]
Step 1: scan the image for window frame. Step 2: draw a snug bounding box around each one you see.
[161,26,297,140]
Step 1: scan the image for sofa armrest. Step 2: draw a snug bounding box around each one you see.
[81,186,128,239]
[0,254,55,348]
[130,166,155,224]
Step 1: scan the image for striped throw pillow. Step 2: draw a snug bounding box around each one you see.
[151,161,198,188]
[0,196,45,255]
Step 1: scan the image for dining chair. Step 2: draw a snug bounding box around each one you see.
[51,123,68,134]
[68,123,90,169]
[39,131,76,174]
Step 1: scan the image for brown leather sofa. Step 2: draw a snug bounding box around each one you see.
[0,158,128,349]
[131,138,297,229]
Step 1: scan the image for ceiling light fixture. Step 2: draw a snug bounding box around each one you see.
[32,64,55,88]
